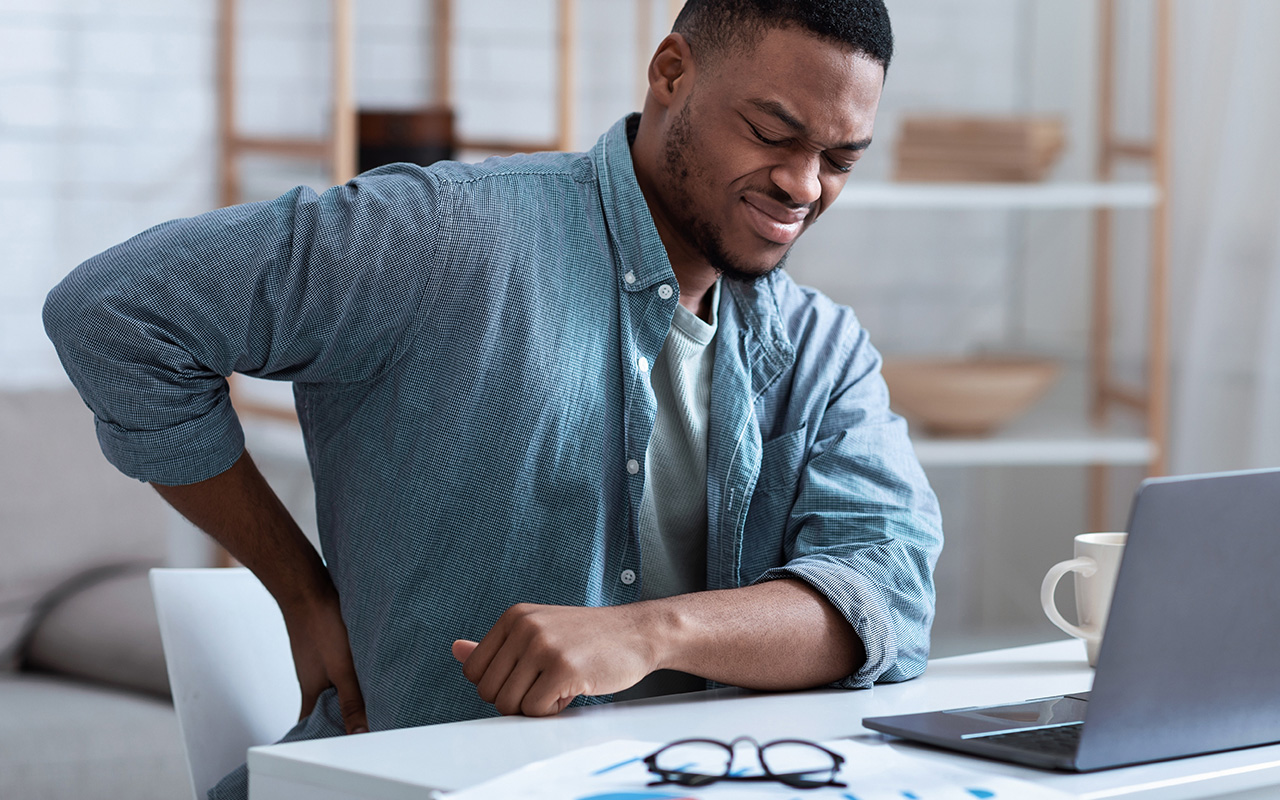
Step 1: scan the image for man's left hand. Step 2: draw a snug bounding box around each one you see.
[452,603,660,716]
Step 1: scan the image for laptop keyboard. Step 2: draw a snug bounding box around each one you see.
[982,723,1083,756]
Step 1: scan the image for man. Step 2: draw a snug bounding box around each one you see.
[44,0,941,797]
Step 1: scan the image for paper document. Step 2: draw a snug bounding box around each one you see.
[445,738,1072,800]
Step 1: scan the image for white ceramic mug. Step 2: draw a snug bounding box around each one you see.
[1040,532,1127,666]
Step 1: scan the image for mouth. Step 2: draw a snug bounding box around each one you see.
[741,195,810,246]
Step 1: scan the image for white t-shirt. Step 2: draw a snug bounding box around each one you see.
[614,280,720,700]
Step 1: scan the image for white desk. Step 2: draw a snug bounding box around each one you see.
[248,640,1280,799]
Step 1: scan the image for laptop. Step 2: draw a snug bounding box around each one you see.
[863,468,1280,772]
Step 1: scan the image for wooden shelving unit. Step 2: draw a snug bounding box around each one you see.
[835,1,1170,529]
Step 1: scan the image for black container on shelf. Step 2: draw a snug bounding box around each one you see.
[358,107,455,174]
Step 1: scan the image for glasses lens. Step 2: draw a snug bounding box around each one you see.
[759,741,839,784]
[651,741,732,779]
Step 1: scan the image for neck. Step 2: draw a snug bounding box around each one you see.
[673,265,718,322]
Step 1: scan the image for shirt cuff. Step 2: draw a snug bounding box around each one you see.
[93,393,246,485]
[753,560,902,690]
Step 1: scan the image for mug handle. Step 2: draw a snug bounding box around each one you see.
[1040,557,1098,640]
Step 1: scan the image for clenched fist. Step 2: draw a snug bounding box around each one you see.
[452,602,662,716]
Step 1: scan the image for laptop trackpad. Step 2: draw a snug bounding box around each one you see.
[947,694,1090,736]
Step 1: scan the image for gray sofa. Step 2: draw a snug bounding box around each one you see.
[1,388,189,799]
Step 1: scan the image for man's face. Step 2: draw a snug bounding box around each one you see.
[655,26,884,282]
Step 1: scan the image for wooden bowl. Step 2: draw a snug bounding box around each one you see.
[880,357,1061,437]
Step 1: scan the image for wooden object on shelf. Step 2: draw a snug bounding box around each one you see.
[894,115,1066,183]
[881,357,1062,438]
[882,361,1153,468]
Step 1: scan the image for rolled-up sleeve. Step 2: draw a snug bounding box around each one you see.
[753,324,943,689]
[43,165,443,485]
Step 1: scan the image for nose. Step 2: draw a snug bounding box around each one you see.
[770,151,823,207]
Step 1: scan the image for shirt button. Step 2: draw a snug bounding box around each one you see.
[657,284,674,300]
[620,569,637,585]
[637,356,649,373]
[626,459,640,475]
[624,271,637,285]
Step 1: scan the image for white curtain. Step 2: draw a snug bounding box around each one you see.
[1169,0,1280,473]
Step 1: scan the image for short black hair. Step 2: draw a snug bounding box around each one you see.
[672,0,893,73]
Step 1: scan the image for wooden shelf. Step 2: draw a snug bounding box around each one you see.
[231,137,330,160]
[833,181,1160,210]
[912,427,1154,468]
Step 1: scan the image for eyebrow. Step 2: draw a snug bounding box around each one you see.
[747,98,872,152]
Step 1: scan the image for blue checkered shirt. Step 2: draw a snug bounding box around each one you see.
[45,116,942,798]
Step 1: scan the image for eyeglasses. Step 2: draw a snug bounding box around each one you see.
[643,736,846,790]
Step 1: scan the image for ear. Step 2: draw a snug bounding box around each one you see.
[647,33,695,110]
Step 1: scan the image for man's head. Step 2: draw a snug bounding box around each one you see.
[632,0,890,285]
[673,0,893,76]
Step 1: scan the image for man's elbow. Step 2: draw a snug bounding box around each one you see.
[46,251,117,335]
[43,272,91,361]
[43,264,127,392]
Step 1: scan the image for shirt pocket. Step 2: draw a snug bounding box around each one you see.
[740,424,810,582]
[755,424,810,492]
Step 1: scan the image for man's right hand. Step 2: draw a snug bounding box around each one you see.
[153,450,369,735]
[282,584,369,734]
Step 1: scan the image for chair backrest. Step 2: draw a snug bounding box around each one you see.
[151,568,299,800]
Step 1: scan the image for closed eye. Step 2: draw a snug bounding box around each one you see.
[749,118,856,174]
[748,121,789,147]
[825,154,854,174]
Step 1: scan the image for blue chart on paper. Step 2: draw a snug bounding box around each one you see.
[578,793,698,800]
[838,788,999,800]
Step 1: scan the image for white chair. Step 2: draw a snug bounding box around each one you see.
[151,568,300,800]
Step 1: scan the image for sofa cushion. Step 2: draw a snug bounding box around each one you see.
[24,565,170,698]
[0,673,188,800]
[0,388,167,669]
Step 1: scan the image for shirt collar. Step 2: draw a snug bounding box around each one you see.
[724,273,795,366]
[592,114,675,293]
[592,114,791,360]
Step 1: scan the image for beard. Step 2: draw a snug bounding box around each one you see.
[660,101,790,284]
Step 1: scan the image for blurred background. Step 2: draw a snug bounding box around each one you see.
[4,0,1280,797]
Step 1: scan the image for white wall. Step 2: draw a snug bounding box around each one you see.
[1,1,214,385]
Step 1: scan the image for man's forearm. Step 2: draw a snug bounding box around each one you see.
[644,579,864,690]
[153,449,369,733]
[152,449,329,609]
